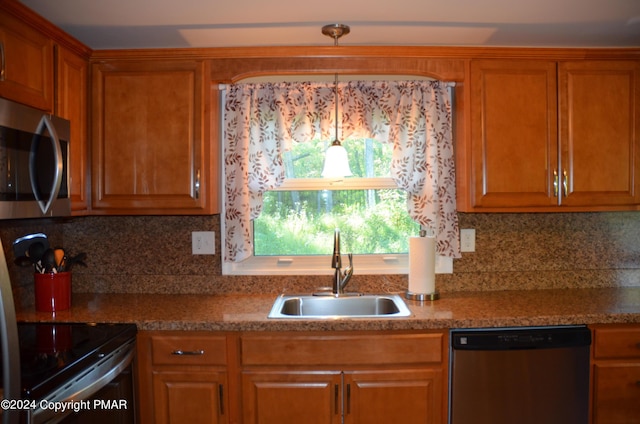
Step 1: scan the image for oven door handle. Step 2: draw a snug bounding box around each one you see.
[0,240,21,424]
[29,114,63,215]
[31,339,136,424]
[70,343,135,402]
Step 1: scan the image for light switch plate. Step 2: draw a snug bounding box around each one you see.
[192,231,216,255]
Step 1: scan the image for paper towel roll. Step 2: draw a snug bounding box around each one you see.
[408,235,436,294]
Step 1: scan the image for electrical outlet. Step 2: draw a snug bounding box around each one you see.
[192,231,215,255]
[460,229,476,252]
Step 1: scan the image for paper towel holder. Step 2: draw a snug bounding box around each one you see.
[405,291,440,301]
[405,229,440,301]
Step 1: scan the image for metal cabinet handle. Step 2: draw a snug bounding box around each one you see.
[171,349,205,356]
[195,169,200,199]
[0,42,5,81]
[218,384,225,415]
[553,169,568,198]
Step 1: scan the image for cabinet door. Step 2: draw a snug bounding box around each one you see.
[55,45,89,213]
[470,60,558,208]
[559,61,640,207]
[592,363,640,424]
[0,10,53,111]
[92,60,214,214]
[345,369,444,424]
[152,370,228,424]
[242,371,342,424]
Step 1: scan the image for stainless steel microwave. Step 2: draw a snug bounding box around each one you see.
[0,98,70,219]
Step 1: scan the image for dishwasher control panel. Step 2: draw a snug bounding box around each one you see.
[452,326,591,350]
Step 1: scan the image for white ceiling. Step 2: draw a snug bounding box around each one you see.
[19,0,640,50]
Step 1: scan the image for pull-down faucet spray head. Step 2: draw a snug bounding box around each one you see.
[331,229,341,269]
[330,229,354,295]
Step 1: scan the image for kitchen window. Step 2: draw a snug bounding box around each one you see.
[222,79,460,275]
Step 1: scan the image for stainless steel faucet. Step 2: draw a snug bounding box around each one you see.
[331,229,353,295]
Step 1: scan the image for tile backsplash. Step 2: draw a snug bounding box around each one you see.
[2,211,640,304]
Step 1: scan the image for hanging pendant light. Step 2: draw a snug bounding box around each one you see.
[321,24,353,178]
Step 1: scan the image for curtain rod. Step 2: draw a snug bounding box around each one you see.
[218,81,456,90]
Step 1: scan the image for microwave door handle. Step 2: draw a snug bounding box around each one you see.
[29,115,63,215]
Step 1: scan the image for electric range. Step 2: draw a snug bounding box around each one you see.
[3,322,137,423]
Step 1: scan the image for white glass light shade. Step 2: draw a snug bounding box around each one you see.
[321,141,353,178]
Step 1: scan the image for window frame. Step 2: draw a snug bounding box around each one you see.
[219,79,455,276]
[222,176,416,275]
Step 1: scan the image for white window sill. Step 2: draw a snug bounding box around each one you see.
[222,254,452,276]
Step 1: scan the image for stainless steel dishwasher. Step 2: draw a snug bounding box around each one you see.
[449,326,591,424]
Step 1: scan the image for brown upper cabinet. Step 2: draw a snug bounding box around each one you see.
[558,61,640,208]
[56,45,90,213]
[91,59,218,214]
[4,0,640,216]
[1,2,91,212]
[0,8,54,111]
[465,59,640,211]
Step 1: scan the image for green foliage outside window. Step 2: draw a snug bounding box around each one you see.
[253,138,419,256]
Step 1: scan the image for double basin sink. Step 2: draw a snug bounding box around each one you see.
[268,293,412,319]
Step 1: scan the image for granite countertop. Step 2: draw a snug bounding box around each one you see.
[15,287,640,331]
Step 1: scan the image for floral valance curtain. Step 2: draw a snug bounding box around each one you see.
[224,80,460,262]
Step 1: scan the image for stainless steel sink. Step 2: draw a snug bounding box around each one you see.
[267,294,412,319]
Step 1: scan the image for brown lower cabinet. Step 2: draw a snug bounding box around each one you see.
[241,369,442,424]
[137,332,230,424]
[591,324,640,424]
[138,330,448,424]
[241,371,341,424]
[239,332,447,424]
[139,326,640,423]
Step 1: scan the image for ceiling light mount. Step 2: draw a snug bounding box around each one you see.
[322,24,350,46]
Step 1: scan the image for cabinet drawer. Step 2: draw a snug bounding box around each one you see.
[593,364,640,423]
[593,327,640,359]
[241,332,443,366]
[151,334,227,366]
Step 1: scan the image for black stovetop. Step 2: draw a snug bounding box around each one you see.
[13,322,137,399]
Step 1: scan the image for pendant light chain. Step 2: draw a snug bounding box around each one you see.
[321,24,353,178]
[321,23,350,146]
[334,71,339,145]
